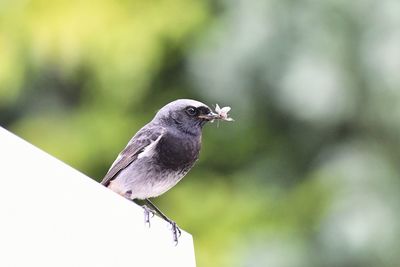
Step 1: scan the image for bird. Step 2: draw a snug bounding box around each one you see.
[101,99,220,243]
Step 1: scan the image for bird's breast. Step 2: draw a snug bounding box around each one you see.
[155,132,201,171]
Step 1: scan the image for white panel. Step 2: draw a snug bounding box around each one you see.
[0,127,196,267]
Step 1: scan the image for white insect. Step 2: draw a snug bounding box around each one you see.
[215,104,234,121]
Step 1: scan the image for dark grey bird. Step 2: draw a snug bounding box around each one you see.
[101,99,219,243]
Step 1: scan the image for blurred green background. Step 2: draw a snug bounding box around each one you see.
[1,0,400,266]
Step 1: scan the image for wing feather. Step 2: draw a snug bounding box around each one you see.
[101,124,164,186]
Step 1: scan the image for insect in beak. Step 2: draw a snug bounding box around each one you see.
[198,112,219,121]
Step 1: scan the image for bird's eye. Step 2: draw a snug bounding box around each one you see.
[186,107,198,116]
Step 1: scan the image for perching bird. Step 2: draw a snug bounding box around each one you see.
[101,99,222,243]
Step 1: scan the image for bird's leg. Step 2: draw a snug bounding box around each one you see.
[144,199,182,244]
[131,198,154,227]
[143,205,154,227]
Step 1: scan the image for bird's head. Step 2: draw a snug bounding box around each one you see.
[153,99,218,135]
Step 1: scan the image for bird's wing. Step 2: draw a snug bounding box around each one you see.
[101,124,165,187]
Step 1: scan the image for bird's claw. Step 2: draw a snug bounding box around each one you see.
[143,205,154,227]
[142,201,181,245]
[170,221,181,246]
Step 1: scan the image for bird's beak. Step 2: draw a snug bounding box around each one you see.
[198,111,219,121]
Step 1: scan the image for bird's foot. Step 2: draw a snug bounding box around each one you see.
[169,221,182,246]
[143,205,154,227]
[143,199,182,245]
[143,206,181,244]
